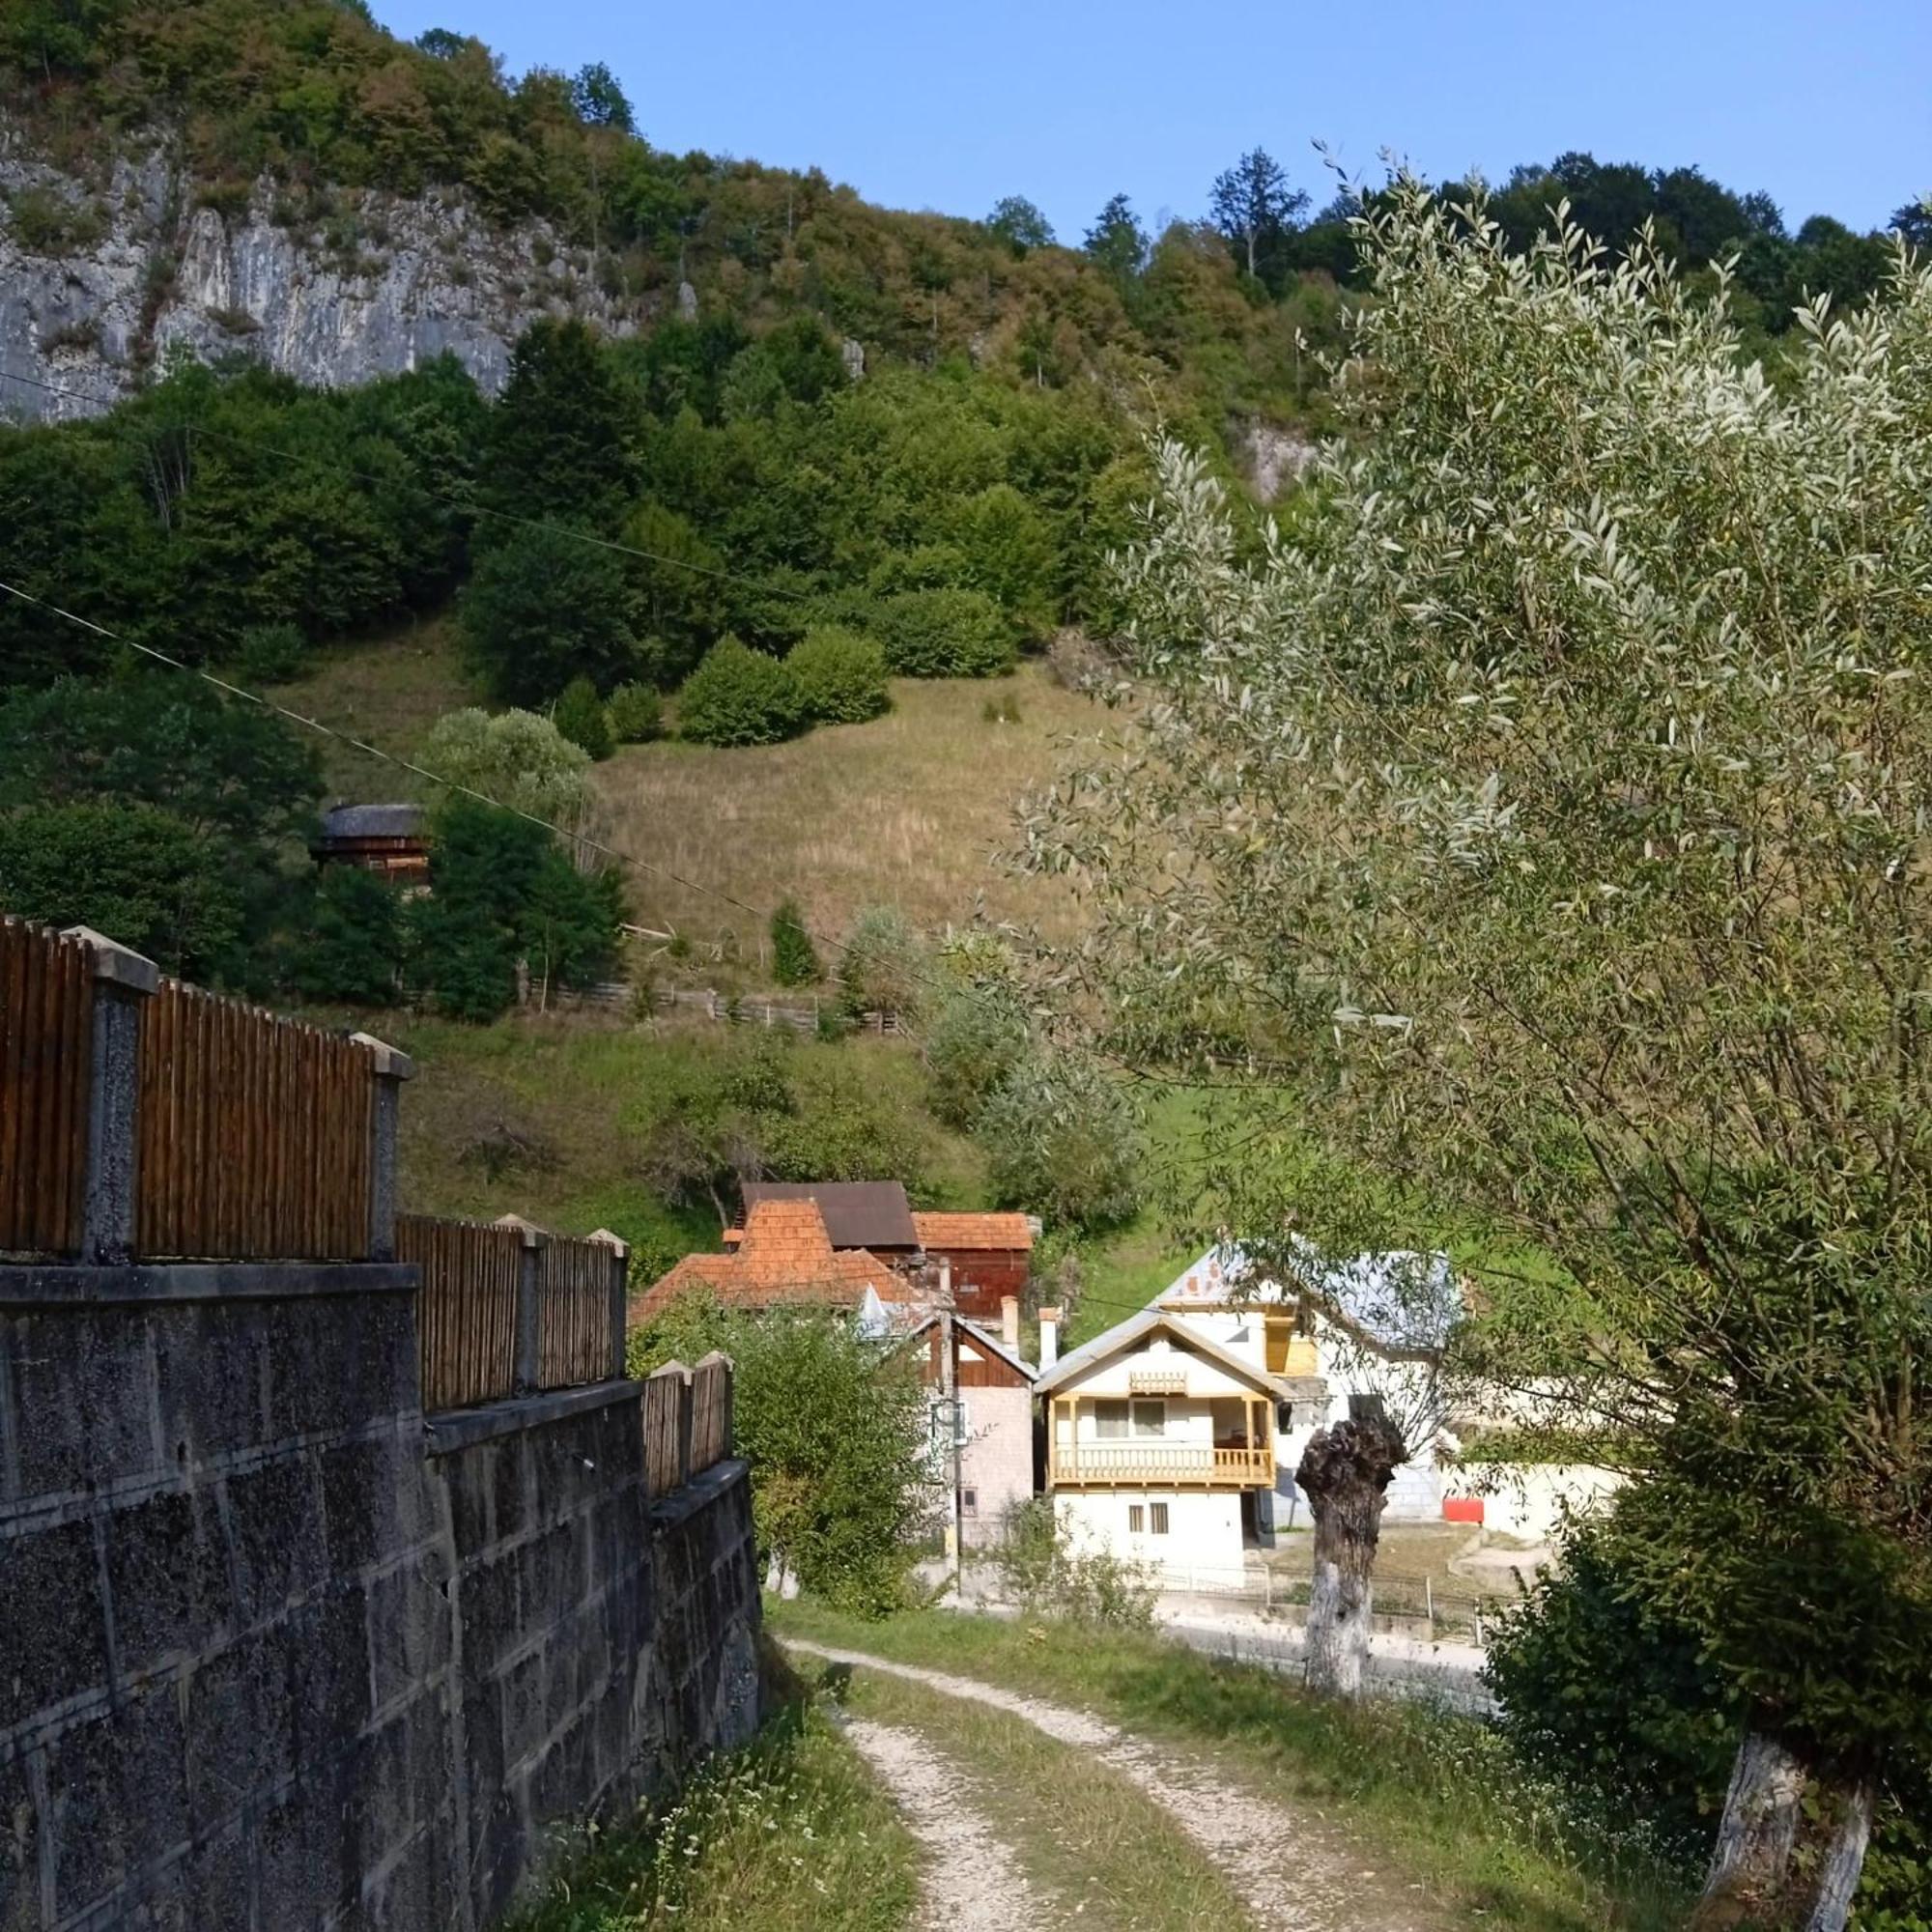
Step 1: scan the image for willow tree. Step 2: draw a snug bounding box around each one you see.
[1024,182,1932,1929]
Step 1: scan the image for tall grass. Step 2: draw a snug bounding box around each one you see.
[506,1693,918,1932]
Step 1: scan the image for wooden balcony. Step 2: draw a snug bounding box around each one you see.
[1048,1441,1274,1489]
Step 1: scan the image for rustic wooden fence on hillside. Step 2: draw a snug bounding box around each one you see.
[642,1352,736,1498]
[0,919,94,1258]
[4,914,733,1463]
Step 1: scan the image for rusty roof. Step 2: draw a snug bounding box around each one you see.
[630,1198,918,1323]
[912,1211,1036,1253]
[740,1180,918,1250]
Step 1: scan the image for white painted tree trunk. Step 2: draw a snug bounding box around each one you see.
[1295,1417,1405,1700]
[1693,1730,1877,1932]
[1303,1548,1372,1696]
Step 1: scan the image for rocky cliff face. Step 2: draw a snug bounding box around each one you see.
[0,140,639,422]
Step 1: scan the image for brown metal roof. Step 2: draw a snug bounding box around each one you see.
[739,1180,918,1251]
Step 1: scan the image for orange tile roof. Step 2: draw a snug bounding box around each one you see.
[913,1211,1035,1252]
[630,1198,918,1323]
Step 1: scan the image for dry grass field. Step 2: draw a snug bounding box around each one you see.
[272,627,1112,954]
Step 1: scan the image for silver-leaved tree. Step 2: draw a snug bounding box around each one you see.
[1023,178,1932,1929]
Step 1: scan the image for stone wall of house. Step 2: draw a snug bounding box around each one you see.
[0,1261,758,1932]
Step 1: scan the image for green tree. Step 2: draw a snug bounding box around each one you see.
[1083,192,1148,286]
[987,194,1055,256]
[484,317,640,516]
[1027,179,1932,1923]
[0,802,244,979]
[416,706,594,833]
[552,674,612,760]
[837,904,925,1021]
[769,898,821,986]
[605,680,663,742]
[786,626,890,724]
[570,59,633,130]
[874,587,1014,678]
[288,865,406,1006]
[920,980,1029,1129]
[976,1054,1141,1232]
[676,636,809,747]
[459,523,638,704]
[629,1300,934,1615]
[1208,146,1307,283]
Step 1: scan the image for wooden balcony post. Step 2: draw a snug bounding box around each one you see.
[351,1033,412,1262]
[64,925,158,1264]
[588,1227,631,1379]
[497,1213,548,1395]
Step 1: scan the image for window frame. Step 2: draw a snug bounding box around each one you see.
[1150,1501,1170,1535]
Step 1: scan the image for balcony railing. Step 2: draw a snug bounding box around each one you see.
[1048,1441,1274,1488]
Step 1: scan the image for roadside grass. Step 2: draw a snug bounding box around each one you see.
[505,1690,918,1932]
[825,1660,1249,1931]
[770,1601,1693,1932]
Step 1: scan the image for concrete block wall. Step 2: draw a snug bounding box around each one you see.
[0,1263,760,1932]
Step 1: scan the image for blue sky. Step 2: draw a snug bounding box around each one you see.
[374,1,1928,240]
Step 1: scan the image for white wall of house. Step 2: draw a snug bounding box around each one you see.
[1055,1489,1244,1575]
[956,1382,1035,1548]
[1444,1463,1623,1543]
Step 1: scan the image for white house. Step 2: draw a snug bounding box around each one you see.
[1033,1305,1311,1575]
[1158,1241,1461,1531]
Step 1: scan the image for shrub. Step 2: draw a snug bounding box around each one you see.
[980,690,1022,724]
[606,680,664,743]
[677,637,809,748]
[288,866,405,1006]
[417,708,594,835]
[837,905,926,1021]
[460,522,639,705]
[977,1053,1142,1231]
[770,898,822,986]
[788,626,890,724]
[234,621,307,684]
[875,587,1015,678]
[921,981,1030,1129]
[552,675,612,760]
[991,1497,1156,1630]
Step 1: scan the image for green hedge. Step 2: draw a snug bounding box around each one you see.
[788,626,891,724]
[874,587,1015,678]
[677,637,810,747]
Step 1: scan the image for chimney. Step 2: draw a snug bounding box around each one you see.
[939,1256,952,1305]
[1037,1305,1061,1369]
[1000,1294,1020,1353]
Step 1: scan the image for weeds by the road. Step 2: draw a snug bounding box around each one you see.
[506,1690,917,1932]
[770,1599,1693,1932]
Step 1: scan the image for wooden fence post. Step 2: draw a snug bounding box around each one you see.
[497,1213,548,1396]
[351,1033,412,1263]
[64,925,157,1264]
[588,1227,631,1380]
[674,1364,695,1489]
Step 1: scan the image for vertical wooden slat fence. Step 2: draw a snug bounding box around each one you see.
[134,980,376,1261]
[689,1352,733,1474]
[400,1213,522,1412]
[0,918,93,1257]
[538,1234,617,1390]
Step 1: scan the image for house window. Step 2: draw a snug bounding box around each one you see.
[1094,1400,1131,1439]
[1150,1502,1170,1536]
[1127,1504,1145,1533]
[961,1488,978,1519]
[1131,1400,1165,1437]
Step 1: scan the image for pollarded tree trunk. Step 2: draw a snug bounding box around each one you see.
[1691,1726,1877,1932]
[1295,1416,1406,1698]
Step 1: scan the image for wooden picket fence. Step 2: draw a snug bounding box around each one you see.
[642,1351,735,1498]
[0,918,93,1258]
[540,1234,618,1388]
[401,1213,522,1411]
[136,977,376,1262]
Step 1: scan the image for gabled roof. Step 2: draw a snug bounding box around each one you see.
[1159,1240,1460,1357]
[740,1180,918,1250]
[901,1312,1037,1382]
[631,1198,919,1323]
[319,803,425,839]
[1035,1307,1292,1400]
[912,1211,1036,1253]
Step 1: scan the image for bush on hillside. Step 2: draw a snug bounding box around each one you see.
[770,898,821,986]
[921,981,1030,1129]
[552,675,612,760]
[874,587,1015,678]
[287,865,405,1007]
[992,1496,1156,1630]
[234,620,307,683]
[837,905,926,1021]
[977,1052,1141,1231]
[677,637,809,748]
[787,626,890,724]
[417,707,594,834]
[605,680,664,743]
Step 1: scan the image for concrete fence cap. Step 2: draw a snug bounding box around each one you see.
[61,924,160,996]
[350,1032,414,1080]
[586,1227,632,1259]
[492,1212,548,1247]
[695,1350,733,1373]
[649,1359,693,1382]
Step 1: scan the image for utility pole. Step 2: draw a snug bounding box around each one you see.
[938,1310,962,1601]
